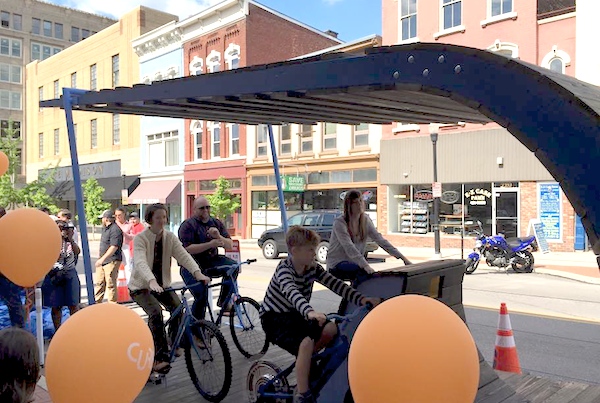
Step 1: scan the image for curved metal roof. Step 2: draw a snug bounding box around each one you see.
[41,42,600,260]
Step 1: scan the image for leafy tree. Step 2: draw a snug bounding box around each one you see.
[205,176,241,225]
[0,123,58,210]
[83,177,110,236]
[0,134,22,209]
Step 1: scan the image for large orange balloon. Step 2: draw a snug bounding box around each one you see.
[0,208,62,286]
[0,151,8,175]
[46,303,154,403]
[348,295,479,403]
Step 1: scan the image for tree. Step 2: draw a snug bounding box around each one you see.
[205,176,241,226]
[83,177,110,237]
[0,123,58,210]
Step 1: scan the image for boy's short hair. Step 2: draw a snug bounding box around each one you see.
[285,225,320,251]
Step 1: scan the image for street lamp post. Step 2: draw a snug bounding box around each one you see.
[430,129,442,258]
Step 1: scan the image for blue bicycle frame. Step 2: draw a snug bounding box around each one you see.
[257,305,371,400]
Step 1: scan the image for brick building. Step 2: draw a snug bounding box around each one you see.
[380,0,585,251]
[180,0,340,236]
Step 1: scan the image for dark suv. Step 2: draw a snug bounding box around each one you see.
[257,210,378,264]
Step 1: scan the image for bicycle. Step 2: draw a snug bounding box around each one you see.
[202,258,270,358]
[246,304,373,403]
[148,282,233,402]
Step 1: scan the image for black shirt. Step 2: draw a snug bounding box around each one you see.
[99,222,123,264]
[152,237,163,286]
[178,216,230,267]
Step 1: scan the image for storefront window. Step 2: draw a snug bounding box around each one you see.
[388,183,493,235]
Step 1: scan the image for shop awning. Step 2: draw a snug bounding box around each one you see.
[128,179,181,205]
[47,176,139,201]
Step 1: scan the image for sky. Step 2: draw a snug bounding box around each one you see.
[46,0,382,42]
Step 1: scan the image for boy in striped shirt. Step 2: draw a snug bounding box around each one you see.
[260,226,381,403]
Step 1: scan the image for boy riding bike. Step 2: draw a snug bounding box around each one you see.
[259,226,381,403]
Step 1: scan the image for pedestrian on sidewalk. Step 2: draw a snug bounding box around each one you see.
[128,212,145,282]
[178,195,237,319]
[94,210,123,303]
[115,207,134,283]
[327,189,411,283]
[129,203,210,373]
[0,327,40,403]
[41,220,81,332]
[0,207,25,328]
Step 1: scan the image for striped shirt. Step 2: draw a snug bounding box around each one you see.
[260,257,364,319]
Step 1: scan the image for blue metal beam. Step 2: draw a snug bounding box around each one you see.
[62,88,95,305]
[268,124,288,234]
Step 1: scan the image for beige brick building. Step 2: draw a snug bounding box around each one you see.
[0,0,115,179]
[25,7,177,209]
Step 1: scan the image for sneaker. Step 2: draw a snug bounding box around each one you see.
[174,348,185,357]
[293,390,315,403]
[220,304,234,316]
[152,361,170,373]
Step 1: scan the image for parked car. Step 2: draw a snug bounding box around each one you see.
[257,210,378,264]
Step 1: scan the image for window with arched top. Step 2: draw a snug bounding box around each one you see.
[190,120,203,160]
[541,47,570,75]
[154,71,163,81]
[142,76,151,85]
[487,40,519,58]
[207,50,221,73]
[225,43,241,70]
[189,56,203,76]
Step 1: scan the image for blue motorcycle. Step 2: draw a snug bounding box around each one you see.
[465,221,535,274]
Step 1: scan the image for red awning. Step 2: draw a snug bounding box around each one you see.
[128,179,180,205]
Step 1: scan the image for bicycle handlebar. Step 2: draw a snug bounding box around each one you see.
[326,302,374,323]
[161,259,257,293]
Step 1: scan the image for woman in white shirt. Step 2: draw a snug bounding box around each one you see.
[129,203,210,373]
[327,190,411,285]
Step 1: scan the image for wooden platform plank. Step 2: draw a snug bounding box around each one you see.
[543,382,590,403]
[568,385,600,403]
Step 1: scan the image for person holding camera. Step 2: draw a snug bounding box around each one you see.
[41,220,81,332]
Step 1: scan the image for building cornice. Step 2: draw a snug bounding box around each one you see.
[133,26,183,57]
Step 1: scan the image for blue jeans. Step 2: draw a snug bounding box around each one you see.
[328,261,369,286]
[0,274,25,328]
[181,255,238,320]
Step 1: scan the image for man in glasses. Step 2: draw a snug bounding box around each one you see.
[178,196,237,319]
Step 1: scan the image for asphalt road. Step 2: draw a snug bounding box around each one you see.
[75,246,600,385]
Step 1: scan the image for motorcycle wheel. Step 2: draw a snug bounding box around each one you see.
[512,250,534,273]
[465,258,480,274]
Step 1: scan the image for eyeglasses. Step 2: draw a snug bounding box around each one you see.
[197,206,211,210]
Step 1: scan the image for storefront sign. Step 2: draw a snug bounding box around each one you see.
[538,183,561,241]
[441,191,460,204]
[414,190,433,202]
[464,188,492,206]
[39,160,121,182]
[281,175,305,192]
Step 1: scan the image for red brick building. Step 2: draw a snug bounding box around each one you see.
[180,0,340,235]
[380,0,584,251]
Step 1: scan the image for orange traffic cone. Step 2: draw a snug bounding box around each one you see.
[117,263,132,303]
[493,303,521,373]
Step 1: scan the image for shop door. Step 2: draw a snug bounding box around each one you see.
[493,188,519,238]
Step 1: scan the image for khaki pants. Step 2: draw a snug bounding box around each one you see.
[94,261,121,303]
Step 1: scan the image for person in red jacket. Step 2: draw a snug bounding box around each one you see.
[128,212,146,281]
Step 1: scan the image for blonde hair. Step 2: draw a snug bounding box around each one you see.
[285,225,320,251]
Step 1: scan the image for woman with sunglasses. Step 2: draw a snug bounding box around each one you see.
[327,189,411,286]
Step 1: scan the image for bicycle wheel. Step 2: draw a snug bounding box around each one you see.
[229,297,269,358]
[185,320,232,402]
[247,360,291,403]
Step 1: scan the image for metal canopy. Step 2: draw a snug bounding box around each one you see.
[41,42,600,261]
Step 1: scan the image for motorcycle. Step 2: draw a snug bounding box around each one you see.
[465,221,536,274]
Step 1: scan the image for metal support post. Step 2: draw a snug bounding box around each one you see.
[62,88,95,305]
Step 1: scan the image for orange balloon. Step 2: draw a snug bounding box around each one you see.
[0,151,7,175]
[0,208,62,286]
[46,303,154,403]
[348,295,479,403]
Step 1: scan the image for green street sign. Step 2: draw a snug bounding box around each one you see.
[281,175,305,192]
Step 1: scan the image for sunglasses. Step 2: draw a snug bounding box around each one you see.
[197,206,211,210]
